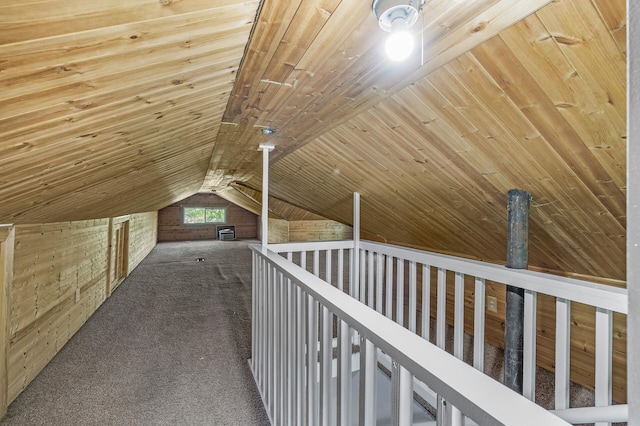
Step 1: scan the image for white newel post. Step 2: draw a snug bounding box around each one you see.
[259,144,274,249]
[628,3,639,424]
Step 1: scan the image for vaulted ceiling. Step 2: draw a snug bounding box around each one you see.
[0,0,626,280]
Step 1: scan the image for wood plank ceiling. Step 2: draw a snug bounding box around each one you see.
[0,0,627,280]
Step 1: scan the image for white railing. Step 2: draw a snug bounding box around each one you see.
[249,241,614,426]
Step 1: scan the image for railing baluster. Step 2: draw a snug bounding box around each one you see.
[298,288,307,424]
[595,307,613,426]
[301,250,307,271]
[338,248,344,292]
[308,295,319,426]
[376,253,384,313]
[523,289,537,401]
[454,272,464,360]
[421,265,430,341]
[338,318,352,425]
[274,269,282,425]
[396,259,405,326]
[359,337,377,426]
[409,261,417,333]
[386,256,394,319]
[325,250,332,285]
[473,277,485,372]
[391,361,413,426]
[555,298,571,410]
[281,271,289,425]
[359,249,366,304]
[267,264,274,417]
[436,268,447,350]
[367,250,374,308]
[314,250,320,277]
[320,305,333,426]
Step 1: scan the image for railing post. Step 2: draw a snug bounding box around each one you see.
[505,188,531,394]
[258,143,274,249]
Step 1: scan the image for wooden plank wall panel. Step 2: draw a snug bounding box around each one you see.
[127,212,158,273]
[267,219,289,244]
[157,194,258,242]
[0,227,15,417]
[288,220,352,242]
[6,213,158,404]
[8,220,110,402]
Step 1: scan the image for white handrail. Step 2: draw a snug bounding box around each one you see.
[250,244,570,426]
[359,240,627,314]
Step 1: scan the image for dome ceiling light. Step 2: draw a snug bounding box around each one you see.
[372,0,424,62]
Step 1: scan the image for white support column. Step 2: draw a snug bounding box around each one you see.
[628,4,640,424]
[259,143,274,249]
[353,192,360,299]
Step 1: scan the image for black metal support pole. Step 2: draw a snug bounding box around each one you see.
[504,189,531,394]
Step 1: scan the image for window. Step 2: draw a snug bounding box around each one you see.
[183,207,226,224]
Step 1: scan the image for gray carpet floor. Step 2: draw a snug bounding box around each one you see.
[1,240,270,426]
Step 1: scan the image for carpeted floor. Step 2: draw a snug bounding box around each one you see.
[1,240,270,426]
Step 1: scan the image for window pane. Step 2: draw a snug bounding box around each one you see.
[205,208,225,223]
[184,207,205,224]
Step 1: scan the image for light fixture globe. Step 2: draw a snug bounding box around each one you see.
[373,0,423,61]
[385,23,414,61]
[372,0,421,32]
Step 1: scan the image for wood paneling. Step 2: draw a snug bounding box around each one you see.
[0,0,257,224]
[268,219,289,244]
[413,271,627,403]
[253,0,626,282]
[0,227,15,417]
[157,194,257,242]
[6,214,156,404]
[289,220,352,242]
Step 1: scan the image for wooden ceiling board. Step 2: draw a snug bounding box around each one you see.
[0,0,627,281]
[0,0,257,224]
[231,183,329,221]
[242,0,626,280]
[206,0,551,185]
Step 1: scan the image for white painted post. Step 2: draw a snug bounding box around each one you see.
[259,144,274,249]
[353,193,361,300]
[523,289,537,401]
[595,308,613,426]
[473,277,485,372]
[454,272,464,359]
[628,4,640,424]
[409,261,417,333]
[376,253,384,313]
[421,265,431,341]
[386,256,394,319]
[555,298,571,410]
[359,337,377,426]
[338,318,352,425]
[437,268,447,350]
[396,260,405,326]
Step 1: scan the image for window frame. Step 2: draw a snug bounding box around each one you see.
[182,206,226,225]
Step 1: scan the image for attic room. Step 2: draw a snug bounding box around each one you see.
[0,0,637,424]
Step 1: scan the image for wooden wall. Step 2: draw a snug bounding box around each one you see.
[157,193,257,242]
[289,220,352,242]
[413,269,627,403]
[267,219,289,244]
[4,212,157,406]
